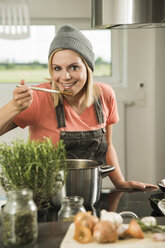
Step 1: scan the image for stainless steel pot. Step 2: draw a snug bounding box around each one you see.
[50,159,115,207]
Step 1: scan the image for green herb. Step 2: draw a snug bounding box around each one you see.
[0,138,67,209]
[137,219,165,233]
[2,211,37,247]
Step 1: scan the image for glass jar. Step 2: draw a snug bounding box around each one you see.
[2,189,38,248]
[58,196,86,222]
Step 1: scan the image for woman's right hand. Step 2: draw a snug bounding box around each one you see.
[12,80,33,111]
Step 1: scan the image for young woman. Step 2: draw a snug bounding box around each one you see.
[0,24,157,190]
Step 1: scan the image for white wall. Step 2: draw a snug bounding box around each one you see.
[124,29,156,183]
[114,28,165,184]
[155,29,165,180]
[29,0,91,28]
[30,0,90,19]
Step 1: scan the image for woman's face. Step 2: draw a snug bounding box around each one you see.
[51,50,87,96]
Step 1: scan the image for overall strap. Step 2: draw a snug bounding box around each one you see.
[55,100,66,128]
[94,98,104,124]
[55,97,104,128]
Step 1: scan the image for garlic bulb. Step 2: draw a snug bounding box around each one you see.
[153,233,165,241]
[100,210,123,228]
[117,224,128,236]
[141,216,157,226]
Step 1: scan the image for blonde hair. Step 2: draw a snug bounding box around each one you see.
[48,49,100,108]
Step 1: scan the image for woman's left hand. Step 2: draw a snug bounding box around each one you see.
[117,181,158,190]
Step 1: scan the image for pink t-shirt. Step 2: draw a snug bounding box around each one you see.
[13,82,119,145]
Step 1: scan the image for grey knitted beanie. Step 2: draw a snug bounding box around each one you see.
[48,24,95,71]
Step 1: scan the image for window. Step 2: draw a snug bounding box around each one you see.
[0,25,55,83]
[0,25,124,86]
[82,30,111,77]
[82,29,125,87]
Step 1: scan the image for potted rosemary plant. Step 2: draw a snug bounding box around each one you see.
[0,138,67,210]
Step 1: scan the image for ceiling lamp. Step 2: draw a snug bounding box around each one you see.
[0,0,30,39]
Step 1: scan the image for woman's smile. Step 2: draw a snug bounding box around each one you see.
[60,81,77,90]
[51,50,87,96]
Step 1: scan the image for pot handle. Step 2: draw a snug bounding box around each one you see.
[119,211,138,219]
[100,165,115,178]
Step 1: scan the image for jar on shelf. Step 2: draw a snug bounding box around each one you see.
[58,196,86,222]
[2,189,38,247]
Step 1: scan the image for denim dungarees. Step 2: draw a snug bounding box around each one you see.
[55,98,108,164]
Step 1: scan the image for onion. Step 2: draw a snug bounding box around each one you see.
[93,220,118,243]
